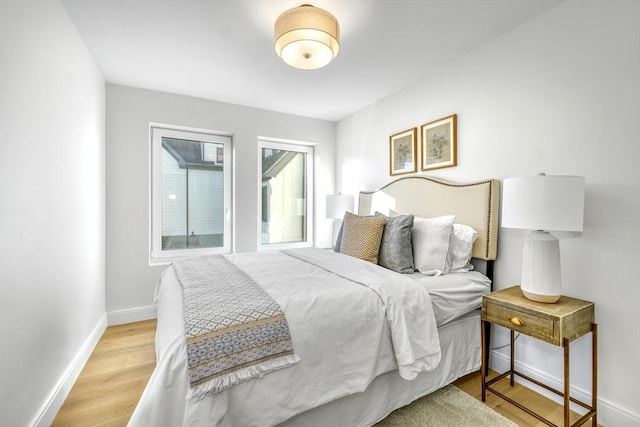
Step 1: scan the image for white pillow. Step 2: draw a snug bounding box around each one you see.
[412,215,455,275]
[445,223,478,273]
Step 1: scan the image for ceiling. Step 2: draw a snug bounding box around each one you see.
[62,0,562,122]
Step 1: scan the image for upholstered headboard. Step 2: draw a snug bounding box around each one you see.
[358,176,500,261]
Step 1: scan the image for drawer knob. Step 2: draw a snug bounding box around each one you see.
[510,317,525,327]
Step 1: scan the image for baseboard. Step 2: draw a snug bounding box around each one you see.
[490,350,640,427]
[32,313,108,427]
[107,305,157,325]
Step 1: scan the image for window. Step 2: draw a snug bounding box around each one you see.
[150,125,232,262]
[259,139,314,249]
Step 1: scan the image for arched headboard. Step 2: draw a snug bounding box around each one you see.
[358,176,500,261]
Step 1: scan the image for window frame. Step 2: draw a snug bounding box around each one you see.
[150,124,233,264]
[257,138,315,251]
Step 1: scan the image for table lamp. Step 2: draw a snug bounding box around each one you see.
[502,174,585,303]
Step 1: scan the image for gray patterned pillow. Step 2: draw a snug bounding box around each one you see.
[377,213,415,273]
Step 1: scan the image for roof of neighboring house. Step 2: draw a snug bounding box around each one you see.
[162,138,299,180]
[162,138,221,169]
[262,150,299,181]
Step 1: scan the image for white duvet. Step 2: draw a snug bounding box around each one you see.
[129,248,441,427]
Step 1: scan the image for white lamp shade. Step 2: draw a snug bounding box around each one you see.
[274,4,340,70]
[502,175,585,232]
[326,194,353,219]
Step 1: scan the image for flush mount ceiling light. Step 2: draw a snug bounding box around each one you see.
[274,4,340,70]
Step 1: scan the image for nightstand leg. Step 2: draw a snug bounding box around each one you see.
[484,320,491,376]
[481,319,486,402]
[592,323,598,427]
[510,329,515,386]
[564,338,570,427]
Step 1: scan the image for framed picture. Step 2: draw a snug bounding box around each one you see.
[420,114,457,171]
[389,128,417,176]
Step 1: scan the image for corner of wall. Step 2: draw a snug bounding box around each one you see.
[32,314,108,427]
[107,306,157,326]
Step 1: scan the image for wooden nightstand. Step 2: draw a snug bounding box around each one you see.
[481,286,597,427]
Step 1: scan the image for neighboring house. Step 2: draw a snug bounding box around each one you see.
[261,149,307,245]
[161,138,224,249]
[160,139,308,248]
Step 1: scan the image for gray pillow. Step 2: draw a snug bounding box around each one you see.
[377,213,415,273]
[334,221,344,252]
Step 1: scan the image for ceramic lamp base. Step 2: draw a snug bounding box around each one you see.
[520,230,562,303]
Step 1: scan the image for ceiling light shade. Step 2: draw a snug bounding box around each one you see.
[274,4,340,70]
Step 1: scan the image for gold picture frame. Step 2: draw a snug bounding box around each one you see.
[389,128,417,176]
[420,114,457,171]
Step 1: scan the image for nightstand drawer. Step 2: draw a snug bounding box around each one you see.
[484,302,555,342]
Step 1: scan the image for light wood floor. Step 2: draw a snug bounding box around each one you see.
[454,369,596,426]
[52,320,157,427]
[53,319,594,426]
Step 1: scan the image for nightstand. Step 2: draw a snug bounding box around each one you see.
[481,286,597,427]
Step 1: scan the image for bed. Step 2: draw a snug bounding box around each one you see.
[129,176,500,427]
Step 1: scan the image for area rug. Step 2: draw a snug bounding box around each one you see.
[375,384,517,427]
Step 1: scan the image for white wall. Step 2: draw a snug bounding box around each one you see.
[0,2,106,426]
[336,1,640,425]
[106,85,336,321]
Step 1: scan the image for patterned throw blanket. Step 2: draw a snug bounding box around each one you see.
[172,254,300,399]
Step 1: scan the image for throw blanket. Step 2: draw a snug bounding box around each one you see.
[172,254,300,399]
